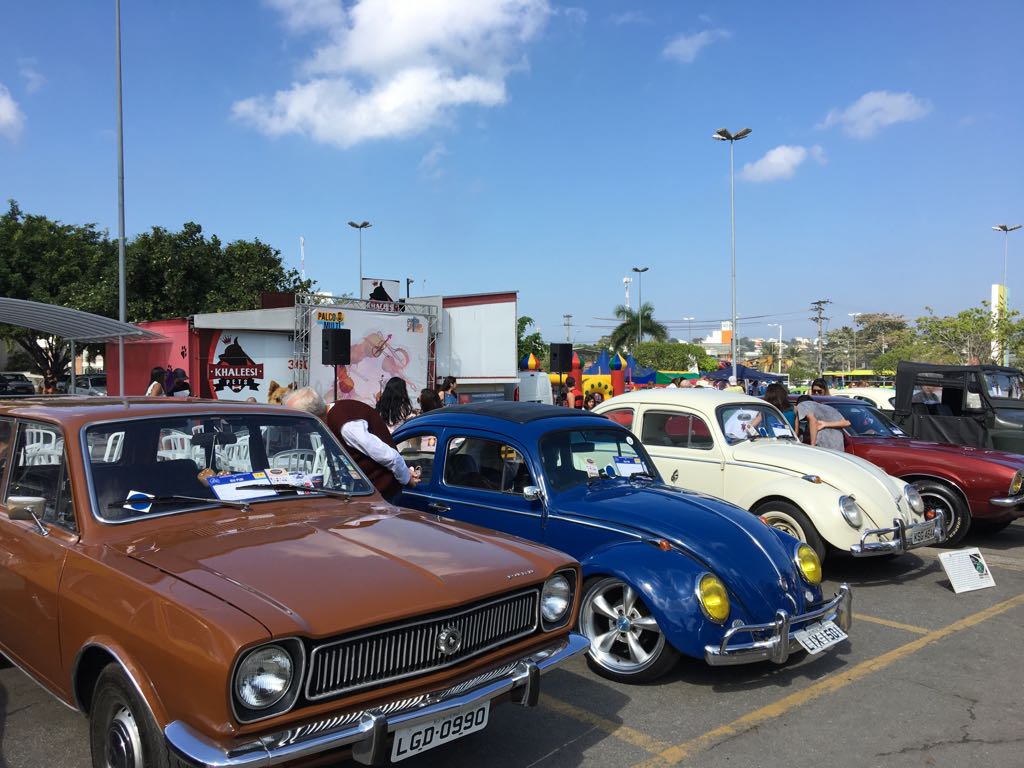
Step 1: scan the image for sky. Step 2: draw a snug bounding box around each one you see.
[1,0,1022,345]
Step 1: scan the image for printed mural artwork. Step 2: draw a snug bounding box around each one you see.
[309,306,429,406]
[198,330,295,401]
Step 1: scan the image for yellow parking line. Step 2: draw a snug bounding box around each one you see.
[544,695,670,755]
[631,591,1024,768]
[853,613,929,634]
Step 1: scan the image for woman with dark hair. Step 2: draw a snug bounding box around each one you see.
[377,376,414,431]
[810,378,830,396]
[419,387,443,414]
[145,366,165,397]
[764,382,799,439]
[438,376,458,406]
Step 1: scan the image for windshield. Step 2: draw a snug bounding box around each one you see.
[85,412,373,522]
[539,428,657,493]
[717,404,794,444]
[832,402,906,437]
[982,371,1024,400]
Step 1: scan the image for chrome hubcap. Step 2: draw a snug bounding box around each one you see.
[763,512,806,542]
[582,580,665,674]
[106,706,142,768]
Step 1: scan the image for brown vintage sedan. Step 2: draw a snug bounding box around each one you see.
[0,398,587,767]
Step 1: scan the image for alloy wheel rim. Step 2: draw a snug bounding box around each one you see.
[582,580,665,674]
[105,705,143,768]
[921,492,957,536]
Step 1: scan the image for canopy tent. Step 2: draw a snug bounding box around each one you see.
[704,363,784,383]
[654,371,699,385]
[582,350,656,383]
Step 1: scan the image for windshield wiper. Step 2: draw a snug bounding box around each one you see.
[236,483,352,501]
[627,471,656,482]
[108,494,253,511]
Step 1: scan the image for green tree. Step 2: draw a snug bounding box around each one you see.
[516,316,548,365]
[915,305,1005,365]
[633,341,718,372]
[609,303,668,351]
[852,313,913,366]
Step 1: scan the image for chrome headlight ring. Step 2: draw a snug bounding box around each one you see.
[541,569,577,630]
[903,484,925,515]
[839,495,862,528]
[231,638,305,724]
[1010,470,1024,496]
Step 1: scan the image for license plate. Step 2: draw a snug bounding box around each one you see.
[794,620,847,655]
[391,701,490,762]
[908,521,937,546]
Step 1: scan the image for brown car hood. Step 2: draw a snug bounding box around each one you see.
[108,500,565,638]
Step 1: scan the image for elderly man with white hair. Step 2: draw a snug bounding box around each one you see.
[283,387,419,502]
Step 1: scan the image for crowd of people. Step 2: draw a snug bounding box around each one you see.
[144,365,192,397]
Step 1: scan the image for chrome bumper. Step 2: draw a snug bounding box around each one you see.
[704,584,852,666]
[165,633,589,768]
[849,515,944,556]
[989,494,1024,509]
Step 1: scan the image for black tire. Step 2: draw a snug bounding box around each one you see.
[970,519,1013,535]
[755,500,827,563]
[913,480,970,547]
[579,576,680,683]
[89,663,170,768]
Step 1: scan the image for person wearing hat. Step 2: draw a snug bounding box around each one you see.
[725,374,744,393]
[168,368,191,397]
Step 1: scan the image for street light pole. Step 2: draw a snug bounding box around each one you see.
[115,0,127,397]
[632,266,649,348]
[681,316,695,343]
[994,225,1022,366]
[768,323,783,374]
[848,312,861,371]
[347,220,371,294]
[713,127,752,382]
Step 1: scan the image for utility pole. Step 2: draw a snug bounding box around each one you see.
[810,299,832,375]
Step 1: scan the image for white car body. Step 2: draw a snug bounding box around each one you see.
[594,389,943,559]
[829,387,896,412]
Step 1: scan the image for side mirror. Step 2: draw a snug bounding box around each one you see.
[522,486,543,502]
[7,496,49,536]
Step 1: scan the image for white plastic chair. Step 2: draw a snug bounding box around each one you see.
[270,449,315,472]
[103,432,124,462]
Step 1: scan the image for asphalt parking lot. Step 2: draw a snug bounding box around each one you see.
[3,521,1024,768]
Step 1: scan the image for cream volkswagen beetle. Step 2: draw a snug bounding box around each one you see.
[594,389,944,562]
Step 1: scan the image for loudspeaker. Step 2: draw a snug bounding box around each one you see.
[322,328,351,365]
[550,343,573,373]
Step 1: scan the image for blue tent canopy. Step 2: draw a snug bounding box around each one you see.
[705,363,784,382]
[582,351,657,383]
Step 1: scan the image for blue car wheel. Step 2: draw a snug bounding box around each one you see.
[580,577,680,682]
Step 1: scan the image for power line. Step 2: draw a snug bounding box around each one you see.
[809,299,832,375]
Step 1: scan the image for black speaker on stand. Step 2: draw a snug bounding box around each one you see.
[322,328,351,401]
[550,343,573,405]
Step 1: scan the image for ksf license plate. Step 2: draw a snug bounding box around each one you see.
[908,521,938,545]
[794,620,847,655]
[391,701,490,762]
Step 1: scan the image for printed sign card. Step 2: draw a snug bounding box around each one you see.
[938,548,996,594]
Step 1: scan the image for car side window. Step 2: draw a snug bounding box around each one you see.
[641,411,714,451]
[444,437,534,494]
[0,418,13,492]
[603,408,634,429]
[5,421,77,533]
[395,433,437,484]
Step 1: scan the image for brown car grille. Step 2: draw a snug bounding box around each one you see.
[305,589,539,700]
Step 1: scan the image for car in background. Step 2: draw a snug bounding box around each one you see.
[0,397,587,768]
[394,403,852,684]
[815,395,1024,545]
[829,386,895,413]
[0,372,37,395]
[56,373,107,396]
[594,389,944,562]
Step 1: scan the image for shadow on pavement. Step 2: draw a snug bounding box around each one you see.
[824,551,942,588]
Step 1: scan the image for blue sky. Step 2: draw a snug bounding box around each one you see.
[2,1,1022,344]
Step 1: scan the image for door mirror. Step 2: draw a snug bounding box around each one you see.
[522,485,543,502]
[6,496,49,535]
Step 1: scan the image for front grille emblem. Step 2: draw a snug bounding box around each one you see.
[436,626,463,656]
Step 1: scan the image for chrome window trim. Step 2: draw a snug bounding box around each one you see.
[304,588,539,701]
[641,409,716,452]
[439,434,537,497]
[6,417,78,534]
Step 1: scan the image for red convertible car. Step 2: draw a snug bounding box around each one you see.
[799,395,1024,545]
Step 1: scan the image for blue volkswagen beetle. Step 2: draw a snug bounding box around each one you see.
[393,403,852,683]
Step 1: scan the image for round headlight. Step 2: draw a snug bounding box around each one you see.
[1010,470,1023,496]
[839,495,862,528]
[796,544,822,586]
[541,575,571,624]
[904,484,925,514]
[697,573,730,624]
[235,645,293,710]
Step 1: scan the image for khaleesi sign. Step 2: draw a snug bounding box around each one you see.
[198,330,295,401]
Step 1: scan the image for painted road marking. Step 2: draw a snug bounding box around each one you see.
[853,613,930,634]
[544,696,670,755]
[631,591,1024,768]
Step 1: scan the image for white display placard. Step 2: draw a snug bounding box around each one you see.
[938,548,996,593]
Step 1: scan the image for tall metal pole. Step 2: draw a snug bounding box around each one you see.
[729,139,737,382]
[358,227,363,289]
[115,0,127,397]
[637,272,643,347]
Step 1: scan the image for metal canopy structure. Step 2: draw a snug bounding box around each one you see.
[0,297,161,342]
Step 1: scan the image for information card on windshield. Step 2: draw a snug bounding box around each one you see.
[209,470,323,501]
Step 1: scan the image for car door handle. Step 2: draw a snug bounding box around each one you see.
[428,502,451,513]
[670,470,679,482]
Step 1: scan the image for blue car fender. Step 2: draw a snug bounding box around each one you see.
[576,540,733,659]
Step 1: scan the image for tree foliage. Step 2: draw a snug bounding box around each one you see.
[609,303,668,351]
[516,316,548,365]
[633,341,718,372]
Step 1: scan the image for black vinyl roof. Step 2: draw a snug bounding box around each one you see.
[434,402,600,424]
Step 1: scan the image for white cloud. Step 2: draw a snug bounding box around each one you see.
[739,144,825,183]
[418,141,448,179]
[818,90,931,139]
[556,6,587,24]
[662,28,730,64]
[609,10,649,25]
[236,0,550,148]
[0,84,25,140]
[18,59,46,93]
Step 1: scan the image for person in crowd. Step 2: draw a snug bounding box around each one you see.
[245,396,258,403]
[795,394,850,451]
[764,382,800,439]
[810,378,830,396]
[725,375,744,393]
[583,392,597,410]
[438,376,458,406]
[145,366,165,397]
[168,368,191,397]
[43,375,57,394]
[561,376,583,408]
[665,378,678,389]
[377,376,414,431]
[419,387,443,414]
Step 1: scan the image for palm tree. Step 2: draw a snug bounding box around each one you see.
[609,302,668,351]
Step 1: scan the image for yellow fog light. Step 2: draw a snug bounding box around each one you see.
[1010,470,1023,496]
[697,573,730,624]
[796,544,822,586]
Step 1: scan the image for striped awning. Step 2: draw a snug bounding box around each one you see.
[0,297,163,342]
